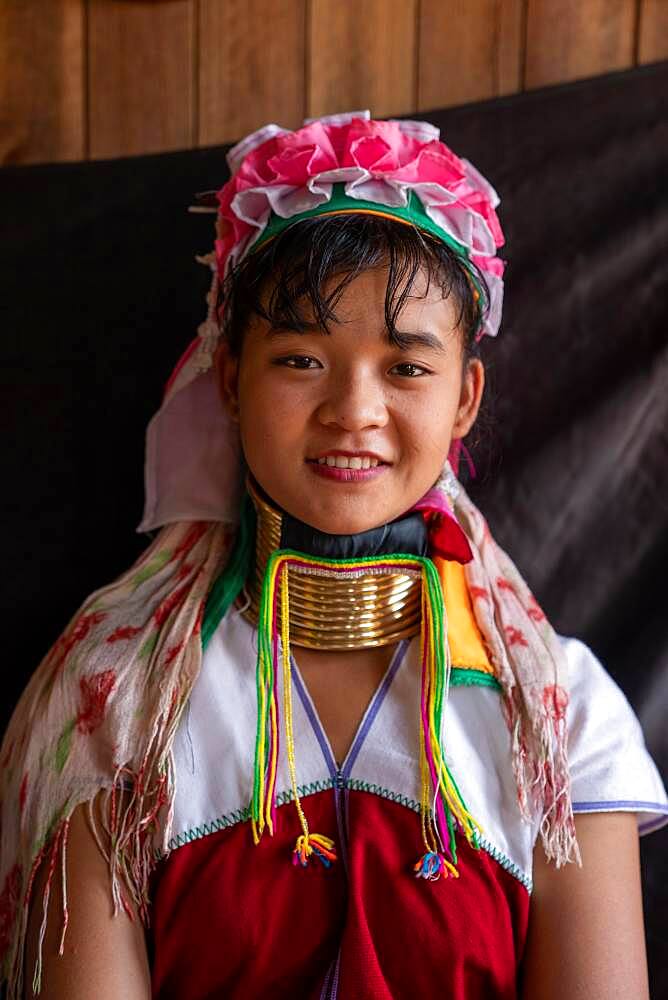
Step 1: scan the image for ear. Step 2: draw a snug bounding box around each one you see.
[451,358,485,441]
[213,339,240,423]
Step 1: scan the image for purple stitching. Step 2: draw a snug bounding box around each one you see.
[572,800,668,812]
[292,665,337,775]
[291,638,410,778]
[291,664,351,873]
[342,638,409,780]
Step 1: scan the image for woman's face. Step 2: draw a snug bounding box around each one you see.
[216,265,484,535]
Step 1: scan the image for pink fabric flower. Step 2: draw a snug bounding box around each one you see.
[411,488,473,563]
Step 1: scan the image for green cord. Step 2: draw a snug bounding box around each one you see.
[201,491,256,651]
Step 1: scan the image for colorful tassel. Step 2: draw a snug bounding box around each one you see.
[250,549,484,878]
[292,833,337,868]
[414,851,459,881]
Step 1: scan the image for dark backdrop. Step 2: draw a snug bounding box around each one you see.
[2,62,667,994]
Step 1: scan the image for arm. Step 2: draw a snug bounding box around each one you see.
[24,794,151,999]
[519,812,649,1000]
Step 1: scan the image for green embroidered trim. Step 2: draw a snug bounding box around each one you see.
[165,805,251,852]
[347,778,421,811]
[158,778,336,858]
[450,667,502,691]
[347,778,532,891]
[477,833,533,892]
[158,775,531,890]
[276,778,335,806]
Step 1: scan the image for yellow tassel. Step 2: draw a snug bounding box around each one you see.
[292,832,338,869]
[280,565,338,868]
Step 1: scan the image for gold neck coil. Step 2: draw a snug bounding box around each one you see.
[240,480,423,650]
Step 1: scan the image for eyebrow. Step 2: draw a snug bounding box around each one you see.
[390,330,446,353]
[266,324,447,353]
[266,323,322,338]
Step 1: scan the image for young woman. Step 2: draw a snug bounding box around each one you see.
[2,111,666,999]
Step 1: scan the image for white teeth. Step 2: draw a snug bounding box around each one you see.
[316,454,382,469]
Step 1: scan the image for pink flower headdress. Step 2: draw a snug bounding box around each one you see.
[212,110,505,340]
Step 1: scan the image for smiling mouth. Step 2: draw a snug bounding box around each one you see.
[313,455,382,470]
[305,453,389,482]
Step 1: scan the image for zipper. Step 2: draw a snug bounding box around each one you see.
[321,769,347,1000]
[322,949,341,1000]
[332,767,348,869]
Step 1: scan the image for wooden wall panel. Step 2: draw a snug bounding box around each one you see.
[199,0,306,147]
[525,0,636,88]
[1,0,662,168]
[308,0,417,120]
[0,0,85,166]
[419,0,524,111]
[88,0,194,160]
[637,0,668,64]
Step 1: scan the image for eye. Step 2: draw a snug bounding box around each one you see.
[390,362,431,378]
[273,354,322,370]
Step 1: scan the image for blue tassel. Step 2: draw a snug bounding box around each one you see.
[414,851,460,881]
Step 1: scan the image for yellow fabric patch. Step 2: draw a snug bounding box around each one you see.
[433,557,495,676]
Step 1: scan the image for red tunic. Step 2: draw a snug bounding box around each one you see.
[149,790,528,999]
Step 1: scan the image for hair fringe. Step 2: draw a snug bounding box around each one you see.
[218,215,490,360]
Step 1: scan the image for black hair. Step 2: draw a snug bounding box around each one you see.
[217,214,490,364]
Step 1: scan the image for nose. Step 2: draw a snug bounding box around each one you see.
[316,370,389,432]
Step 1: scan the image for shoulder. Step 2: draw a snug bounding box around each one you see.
[0,520,234,994]
[556,634,668,835]
[558,633,643,738]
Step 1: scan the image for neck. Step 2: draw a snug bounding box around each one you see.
[240,478,426,649]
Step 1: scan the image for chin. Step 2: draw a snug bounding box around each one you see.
[288,499,401,537]
[252,473,412,536]
[312,515,385,536]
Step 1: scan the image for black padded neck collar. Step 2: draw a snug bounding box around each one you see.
[280,508,428,560]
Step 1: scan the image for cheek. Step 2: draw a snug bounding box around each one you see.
[397,383,460,456]
[237,366,310,455]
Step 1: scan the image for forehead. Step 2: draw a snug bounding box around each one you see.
[259,263,462,333]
